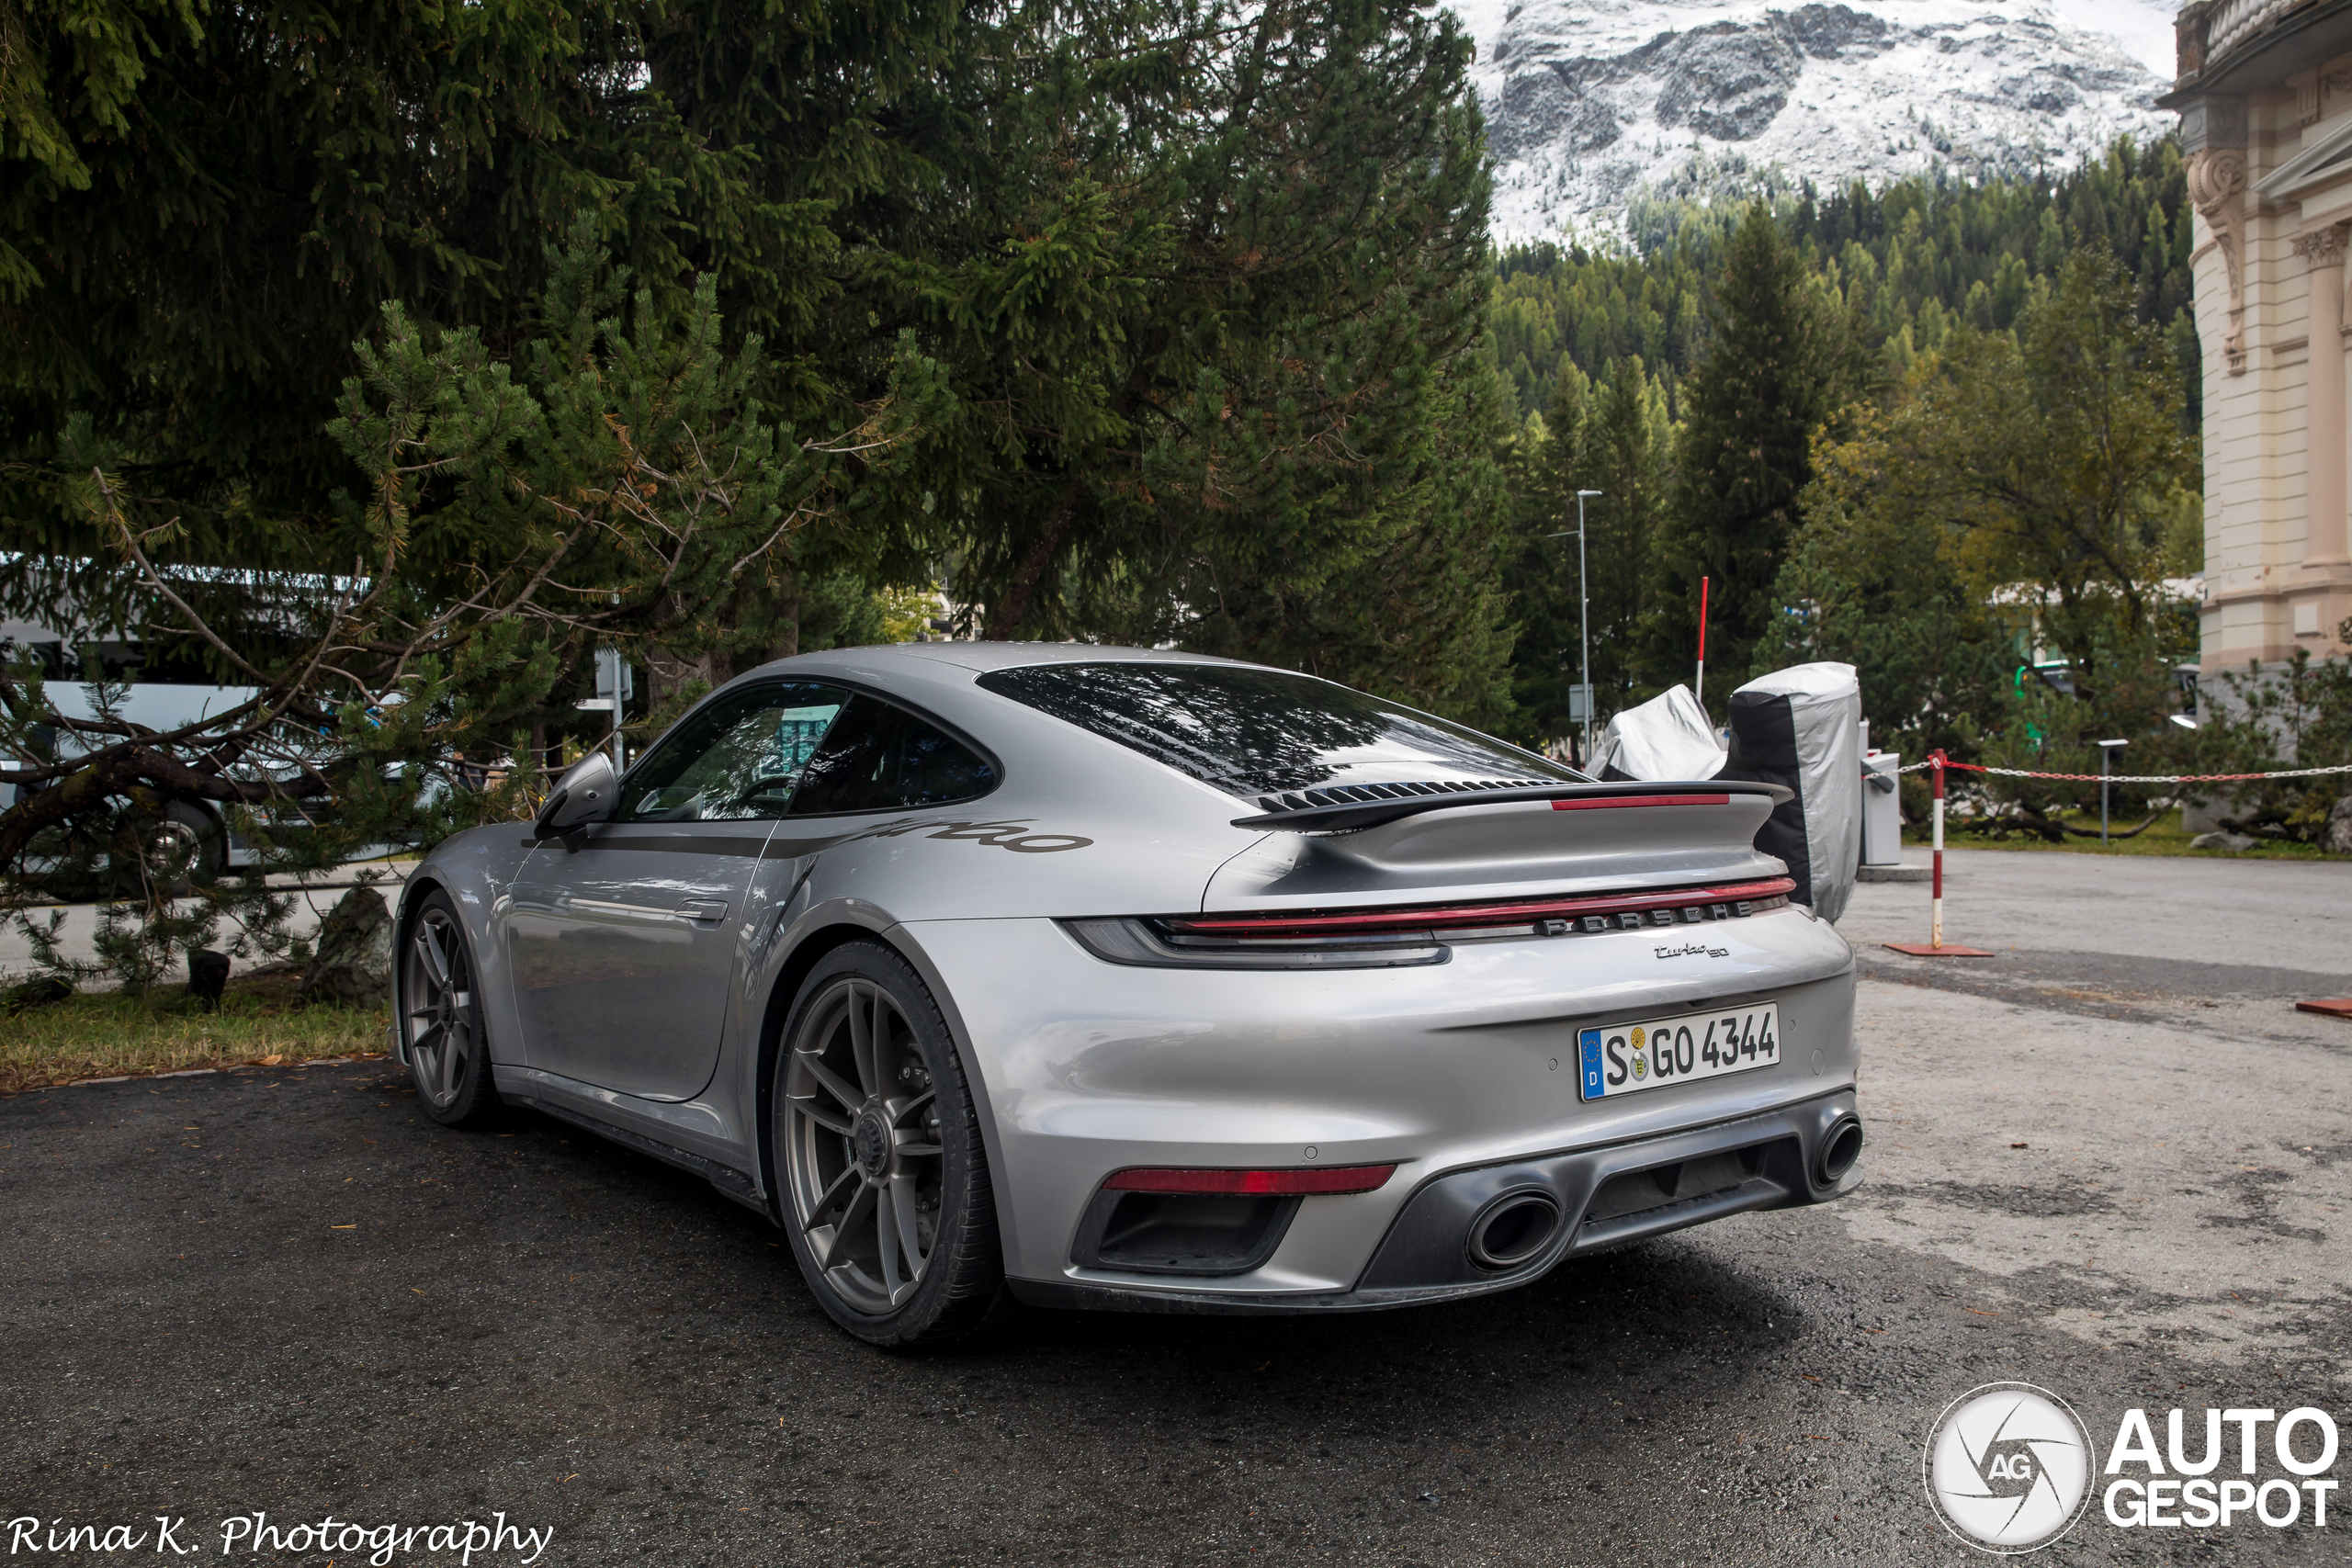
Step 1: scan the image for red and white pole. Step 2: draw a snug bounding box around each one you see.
[1883,749,1990,957]
[1930,749,1946,950]
[1695,575,1710,707]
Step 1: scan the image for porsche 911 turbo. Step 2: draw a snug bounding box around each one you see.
[393,643,1861,1346]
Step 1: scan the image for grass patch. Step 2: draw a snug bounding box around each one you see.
[1906,807,2341,860]
[0,966,387,1094]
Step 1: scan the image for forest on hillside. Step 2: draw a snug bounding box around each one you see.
[1488,136,2211,811]
[1489,137,2200,429]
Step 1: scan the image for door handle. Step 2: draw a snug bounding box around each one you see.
[676,898,731,924]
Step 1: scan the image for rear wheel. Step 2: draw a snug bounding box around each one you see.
[402,891,500,1126]
[140,801,227,886]
[775,942,1002,1347]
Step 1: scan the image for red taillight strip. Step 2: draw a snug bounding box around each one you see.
[1170,877,1797,938]
[1102,1164,1396,1196]
[1550,793,1729,811]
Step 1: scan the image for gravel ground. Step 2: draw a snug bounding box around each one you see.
[3,850,2346,1565]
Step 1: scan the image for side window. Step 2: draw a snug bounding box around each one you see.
[619,682,851,822]
[786,694,998,816]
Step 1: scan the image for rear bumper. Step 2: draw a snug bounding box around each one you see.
[1006,1088,1860,1314]
[897,908,1858,1303]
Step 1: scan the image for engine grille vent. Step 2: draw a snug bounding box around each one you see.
[1253,778,1549,812]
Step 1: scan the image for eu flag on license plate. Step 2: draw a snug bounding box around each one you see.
[1578,1029,1604,1099]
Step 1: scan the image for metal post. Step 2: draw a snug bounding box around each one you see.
[1544,491,1604,769]
[1930,750,1946,950]
[1575,490,1600,765]
[2097,739,2127,848]
[583,647,632,773]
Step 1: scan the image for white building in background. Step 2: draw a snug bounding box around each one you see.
[2167,0,2352,677]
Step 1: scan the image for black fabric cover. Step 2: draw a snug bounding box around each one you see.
[1722,689,1813,908]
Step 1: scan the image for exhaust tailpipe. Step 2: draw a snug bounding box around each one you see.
[1466,1191,1561,1269]
[1819,1117,1864,1184]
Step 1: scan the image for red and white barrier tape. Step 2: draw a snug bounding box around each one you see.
[1891,760,2352,784]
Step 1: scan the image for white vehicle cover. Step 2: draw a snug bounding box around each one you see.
[1723,661,1861,922]
[1589,684,1724,783]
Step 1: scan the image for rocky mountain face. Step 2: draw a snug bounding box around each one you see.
[1458,0,2175,243]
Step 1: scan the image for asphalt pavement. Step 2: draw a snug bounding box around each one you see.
[3,850,2347,1565]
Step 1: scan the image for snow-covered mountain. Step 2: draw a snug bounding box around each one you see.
[1455,0,2179,243]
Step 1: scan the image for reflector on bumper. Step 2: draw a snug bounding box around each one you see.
[1102,1165,1396,1196]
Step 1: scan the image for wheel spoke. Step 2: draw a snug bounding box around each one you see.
[873,991,899,1089]
[888,1178,926,1287]
[802,1164,859,1233]
[820,1179,878,1270]
[798,1052,862,1114]
[875,1187,903,1300]
[845,984,881,1098]
[414,927,450,989]
[888,1088,936,1127]
[790,1096,854,1135]
[893,1142,942,1157]
[411,1020,445,1057]
[437,1025,462,1096]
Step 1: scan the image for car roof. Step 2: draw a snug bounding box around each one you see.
[753,641,1261,677]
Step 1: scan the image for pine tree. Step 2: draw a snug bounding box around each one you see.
[1644,202,1857,690]
[922,0,1509,716]
[1504,358,1671,744]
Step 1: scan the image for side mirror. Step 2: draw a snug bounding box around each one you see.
[534,750,617,844]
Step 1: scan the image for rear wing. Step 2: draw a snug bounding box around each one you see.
[1230,779,1792,834]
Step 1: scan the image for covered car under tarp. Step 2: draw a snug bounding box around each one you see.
[1722,662,1861,922]
[1589,684,1724,783]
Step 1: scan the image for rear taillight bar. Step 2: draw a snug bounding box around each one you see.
[1103,1164,1396,1196]
[1168,876,1797,939]
[1550,793,1728,811]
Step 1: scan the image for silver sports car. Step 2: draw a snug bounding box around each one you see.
[395,644,1860,1346]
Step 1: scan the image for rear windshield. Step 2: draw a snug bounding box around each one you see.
[976,662,1584,800]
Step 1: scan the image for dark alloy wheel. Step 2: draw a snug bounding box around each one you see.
[775,942,1001,1347]
[402,890,501,1126]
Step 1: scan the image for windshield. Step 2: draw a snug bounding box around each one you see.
[976,662,1584,801]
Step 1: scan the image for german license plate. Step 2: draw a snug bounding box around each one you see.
[1577,1003,1779,1101]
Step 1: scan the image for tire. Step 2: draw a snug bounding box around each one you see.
[141,801,227,887]
[400,889,502,1127]
[774,941,1003,1348]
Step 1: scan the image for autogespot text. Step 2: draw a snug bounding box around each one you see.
[2102,1405,2340,1530]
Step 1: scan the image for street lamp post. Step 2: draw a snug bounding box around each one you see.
[1545,490,1604,766]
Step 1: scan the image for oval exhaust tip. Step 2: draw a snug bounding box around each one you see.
[1467,1192,1562,1269]
[1820,1119,1864,1183]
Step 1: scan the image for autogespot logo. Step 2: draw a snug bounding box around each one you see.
[1924,1382,2098,1553]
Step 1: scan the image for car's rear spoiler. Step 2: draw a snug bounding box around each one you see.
[1229,778,1792,833]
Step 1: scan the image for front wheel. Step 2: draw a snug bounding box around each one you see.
[401,890,501,1126]
[775,942,1002,1348]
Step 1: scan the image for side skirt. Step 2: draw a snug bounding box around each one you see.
[496,1077,772,1222]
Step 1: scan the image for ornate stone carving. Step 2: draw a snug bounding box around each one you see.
[2188,148,2252,375]
[2292,224,2350,270]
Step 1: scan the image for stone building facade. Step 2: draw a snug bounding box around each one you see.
[2166,0,2352,676]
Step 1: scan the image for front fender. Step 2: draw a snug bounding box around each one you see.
[399,824,539,1070]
